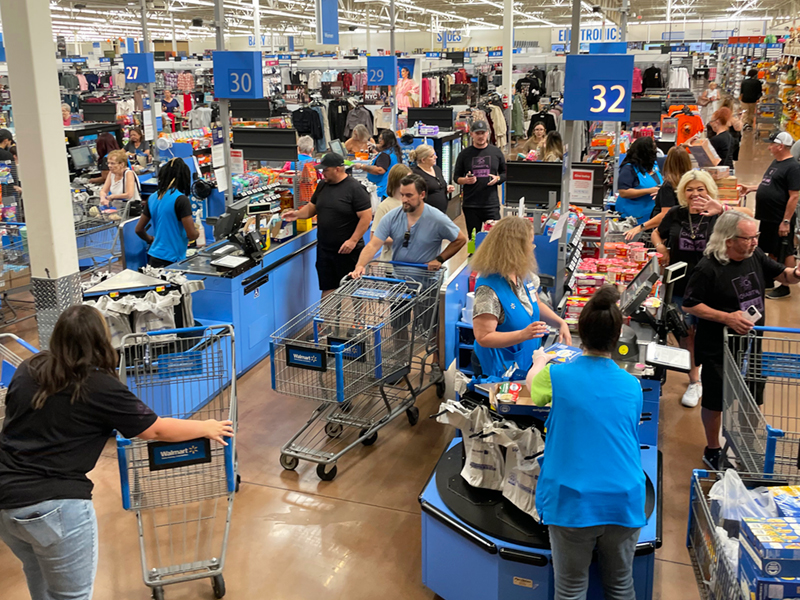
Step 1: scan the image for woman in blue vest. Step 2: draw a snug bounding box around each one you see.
[135,158,199,268]
[356,129,403,199]
[617,136,663,225]
[526,284,646,600]
[471,217,571,378]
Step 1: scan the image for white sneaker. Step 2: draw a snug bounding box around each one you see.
[682,382,702,408]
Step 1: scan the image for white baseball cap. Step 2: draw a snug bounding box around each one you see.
[769,131,795,147]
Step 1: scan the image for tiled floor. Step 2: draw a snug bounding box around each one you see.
[1,130,798,600]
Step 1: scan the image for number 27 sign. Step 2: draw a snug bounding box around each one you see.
[122,53,155,84]
[563,54,634,122]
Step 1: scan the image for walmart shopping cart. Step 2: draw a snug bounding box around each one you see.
[271,261,445,481]
[721,326,800,475]
[116,325,238,600]
[0,334,38,430]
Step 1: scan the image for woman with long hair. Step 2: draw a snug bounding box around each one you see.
[616,136,663,225]
[625,146,692,240]
[396,66,419,112]
[99,149,141,208]
[410,144,454,213]
[356,129,403,200]
[0,305,232,600]
[135,157,199,267]
[345,124,372,155]
[542,131,564,162]
[88,132,120,185]
[527,285,646,600]
[707,107,736,168]
[471,216,571,378]
[371,163,412,260]
[523,121,547,157]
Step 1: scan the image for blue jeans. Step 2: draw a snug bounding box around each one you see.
[549,524,641,600]
[0,499,98,600]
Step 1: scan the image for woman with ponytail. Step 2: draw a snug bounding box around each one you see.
[135,158,199,267]
[526,285,646,600]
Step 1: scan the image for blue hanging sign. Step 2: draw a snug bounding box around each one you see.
[589,42,627,54]
[315,0,339,45]
[278,54,292,60]
[367,55,397,86]
[213,51,264,99]
[127,37,136,54]
[288,36,294,51]
[99,57,111,63]
[122,53,156,83]
[488,50,502,57]
[426,52,441,58]
[563,54,634,122]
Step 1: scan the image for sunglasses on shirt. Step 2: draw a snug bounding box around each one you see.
[403,230,410,247]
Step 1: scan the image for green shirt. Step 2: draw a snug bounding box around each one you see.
[529,364,553,407]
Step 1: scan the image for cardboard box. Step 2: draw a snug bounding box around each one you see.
[739,543,800,599]
[741,518,800,578]
[7,267,29,290]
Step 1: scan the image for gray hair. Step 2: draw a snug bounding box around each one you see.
[352,124,371,142]
[704,210,757,265]
[297,135,314,155]
[61,103,71,112]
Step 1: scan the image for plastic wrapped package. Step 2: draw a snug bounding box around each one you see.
[132,290,182,333]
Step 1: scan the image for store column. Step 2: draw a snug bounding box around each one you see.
[0,0,81,347]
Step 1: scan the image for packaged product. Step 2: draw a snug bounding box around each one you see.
[771,486,800,518]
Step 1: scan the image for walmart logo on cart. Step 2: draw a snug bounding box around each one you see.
[160,445,199,459]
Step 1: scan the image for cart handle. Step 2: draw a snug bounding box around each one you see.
[361,275,407,285]
[140,325,228,337]
[386,261,431,269]
[0,333,39,354]
[751,326,800,334]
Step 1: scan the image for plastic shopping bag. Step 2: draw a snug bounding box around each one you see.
[709,469,778,535]
[85,295,134,348]
[132,290,181,333]
[460,405,505,491]
[501,427,545,519]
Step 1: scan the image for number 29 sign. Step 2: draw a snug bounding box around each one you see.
[213,51,264,99]
[563,54,634,122]
[367,56,398,87]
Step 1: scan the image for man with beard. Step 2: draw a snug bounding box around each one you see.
[351,173,466,277]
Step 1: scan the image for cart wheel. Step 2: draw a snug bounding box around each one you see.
[212,574,226,599]
[360,429,378,446]
[152,586,165,600]
[406,406,420,426]
[324,422,343,438]
[317,463,337,481]
[436,381,446,399]
[280,454,299,471]
[235,473,241,493]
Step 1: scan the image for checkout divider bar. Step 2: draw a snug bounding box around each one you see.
[241,239,318,295]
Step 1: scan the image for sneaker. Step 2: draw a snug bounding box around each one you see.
[703,447,723,470]
[767,285,791,300]
[682,382,702,408]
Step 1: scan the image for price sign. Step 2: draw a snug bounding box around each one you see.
[367,56,397,86]
[563,54,634,122]
[122,53,155,83]
[213,51,264,99]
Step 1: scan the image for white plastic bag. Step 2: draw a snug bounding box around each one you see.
[460,406,505,491]
[501,427,545,519]
[708,468,778,524]
[85,295,135,348]
[132,290,181,333]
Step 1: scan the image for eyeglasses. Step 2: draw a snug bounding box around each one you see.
[735,233,761,241]
[403,230,410,248]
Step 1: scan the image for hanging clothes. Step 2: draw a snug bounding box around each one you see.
[308,70,322,90]
[337,71,354,91]
[545,68,565,95]
[311,104,329,153]
[511,95,525,137]
[292,106,324,142]
[343,105,374,139]
[632,67,643,94]
[643,65,663,90]
[669,67,690,90]
[327,99,350,142]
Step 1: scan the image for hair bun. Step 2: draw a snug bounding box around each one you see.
[591,285,620,309]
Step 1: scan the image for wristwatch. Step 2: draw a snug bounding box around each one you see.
[783,219,791,224]
[435,254,445,264]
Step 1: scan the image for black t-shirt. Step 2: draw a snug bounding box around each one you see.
[310,175,372,251]
[0,362,157,509]
[755,158,800,223]
[710,130,734,168]
[740,77,763,104]
[683,248,785,363]
[412,165,449,213]
[652,182,678,216]
[374,152,393,173]
[452,145,507,209]
[143,193,192,221]
[657,207,718,296]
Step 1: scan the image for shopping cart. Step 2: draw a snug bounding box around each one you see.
[116,325,238,600]
[73,195,129,273]
[271,261,445,481]
[721,326,800,475]
[0,333,38,430]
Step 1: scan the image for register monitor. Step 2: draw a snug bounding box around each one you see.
[620,256,661,317]
[69,145,96,171]
[329,139,346,157]
[213,198,249,241]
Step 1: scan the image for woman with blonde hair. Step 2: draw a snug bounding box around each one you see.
[542,131,564,162]
[371,164,412,260]
[471,216,571,377]
[410,144,454,213]
[345,124,371,154]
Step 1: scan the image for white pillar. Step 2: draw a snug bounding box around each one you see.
[171,13,178,53]
[0,0,81,344]
[502,0,512,153]
[366,9,371,55]
[253,0,262,51]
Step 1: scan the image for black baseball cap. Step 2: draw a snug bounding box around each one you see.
[0,129,13,143]
[471,120,489,133]
[316,153,344,169]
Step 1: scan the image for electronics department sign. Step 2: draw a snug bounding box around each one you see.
[552,25,619,44]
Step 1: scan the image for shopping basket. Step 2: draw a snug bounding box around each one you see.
[116,325,237,600]
[272,261,445,481]
[0,334,38,430]
[722,326,800,475]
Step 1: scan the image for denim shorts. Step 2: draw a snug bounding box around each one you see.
[672,295,697,327]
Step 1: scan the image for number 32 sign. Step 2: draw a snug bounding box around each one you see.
[563,54,634,122]
[213,51,264,99]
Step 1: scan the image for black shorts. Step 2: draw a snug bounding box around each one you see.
[758,217,796,259]
[316,245,362,291]
[700,338,765,413]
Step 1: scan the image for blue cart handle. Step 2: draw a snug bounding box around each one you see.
[362,275,407,285]
[751,326,800,334]
[0,334,39,354]
[387,261,431,269]
[142,325,231,337]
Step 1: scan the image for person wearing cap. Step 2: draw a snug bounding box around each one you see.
[453,120,507,237]
[0,129,14,162]
[740,132,800,299]
[283,153,372,297]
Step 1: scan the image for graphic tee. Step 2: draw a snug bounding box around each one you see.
[310,176,372,251]
[683,248,785,362]
[452,145,507,209]
[657,207,718,297]
[755,158,800,223]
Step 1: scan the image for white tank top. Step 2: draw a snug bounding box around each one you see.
[109,169,141,202]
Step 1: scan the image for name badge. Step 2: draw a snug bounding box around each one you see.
[526,282,539,303]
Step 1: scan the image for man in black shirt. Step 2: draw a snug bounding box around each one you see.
[453,121,507,237]
[0,129,14,161]
[739,69,763,129]
[683,211,800,469]
[284,153,372,296]
[740,131,800,299]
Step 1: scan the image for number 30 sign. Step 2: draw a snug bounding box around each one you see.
[213,51,264,99]
[563,54,634,122]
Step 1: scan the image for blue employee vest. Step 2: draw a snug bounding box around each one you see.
[147,189,189,264]
[536,356,647,528]
[473,274,541,377]
[615,164,663,225]
[367,149,399,199]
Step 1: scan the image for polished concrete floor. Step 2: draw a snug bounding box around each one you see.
[0,131,798,599]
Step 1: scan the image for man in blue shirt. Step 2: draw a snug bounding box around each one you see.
[351,173,466,276]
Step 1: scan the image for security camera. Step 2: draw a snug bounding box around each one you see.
[348,25,358,31]
[591,5,602,12]
[192,17,204,27]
